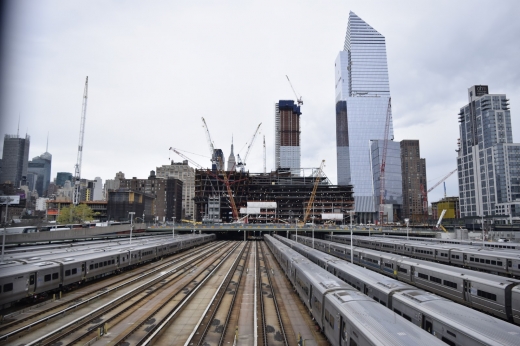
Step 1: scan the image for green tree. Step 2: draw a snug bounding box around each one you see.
[57,204,94,224]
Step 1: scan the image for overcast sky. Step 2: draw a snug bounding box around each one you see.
[1,0,519,205]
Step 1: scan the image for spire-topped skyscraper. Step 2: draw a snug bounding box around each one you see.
[335,11,395,223]
[227,136,236,171]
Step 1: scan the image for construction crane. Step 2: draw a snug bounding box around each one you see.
[73,77,88,206]
[379,98,392,224]
[217,156,239,222]
[201,117,216,169]
[427,168,457,194]
[263,135,266,174]
[302,160,325,225]
[236,123,262,172]
[286,75,303,106]
[169,147,204,169]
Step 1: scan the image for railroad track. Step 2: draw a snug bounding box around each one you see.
[0,241,230,346]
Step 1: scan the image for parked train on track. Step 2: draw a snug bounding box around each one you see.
[274,234,520,346]
[0,234,215,308]
[264,235,444,346]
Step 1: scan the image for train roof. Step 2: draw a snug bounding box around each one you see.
[327,292,444,345]
[393,290,520,346]
[0,261,61,278]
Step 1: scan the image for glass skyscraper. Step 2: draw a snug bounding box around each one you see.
[335,12,394,223]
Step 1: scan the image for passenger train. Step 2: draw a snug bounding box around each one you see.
[274,234,520,346]
[373,234,520,250]
[288,234,520,325]
[264,235,444,346]
[0,234,215,308]
[326,234,520,277]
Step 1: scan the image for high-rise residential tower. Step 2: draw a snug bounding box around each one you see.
[335,12,394,223]
[275,100,301,174]
[0,134,30,187]
[457,85,519,222]
[400,140,427,221]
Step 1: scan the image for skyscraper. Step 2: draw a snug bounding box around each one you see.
[400,140,427,221]
[0,134,30,187]
[335,12,394,223]
[275,100,301,174]
[457,85,520,222]
[27,151,52,197]
[227,137,236,171]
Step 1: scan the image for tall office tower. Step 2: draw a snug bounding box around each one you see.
[156,160,195,220]
[92,177,103,200]
[227,137,236,171]
[56,172,73,187]
[335,12,393,223]
[27,151,52,196]
[0,134,30,187]
[371,140,403,222]
[400,140,427,221]
[457,85,519,221]
[275,100,301,174]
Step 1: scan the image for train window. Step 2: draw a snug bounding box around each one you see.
[350,338,358,346]
[95,263,99,269]
[44,274,51,282]
[329,315,335,328]
[394,308,402,316]
[443,280,457,289]
[380,301,386,307]
[470,257,474,262]
[418,273,428,280]
[447,330,456,338]
[374,297,380,302]
[99,262,103,268]
[402,314,412,322]
[89,264,93,270]
[486,260,490,264]
[325,309,330,322]
[3,283,13,292]
[72,268,77,275]
[508,261,512,267]
[398,267,408,274]
[497,261,502,266]
[104,261,107,266]
[491,260,496,265]
[429,276,441,284]
[52,273,59,280]
[30,275,35,285]
[442,337,456,346]
[480,259,485,263]
[477,290,497,301]
[65,270,71,277]
[112,260,115,264]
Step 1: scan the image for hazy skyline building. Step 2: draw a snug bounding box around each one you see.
[227,137,236,171]
[0,134,30,187]
[56,172,73,187]
[335,11,394,223]
[457,85,519,222]
[275,100,301,174]
[27,151,52,197]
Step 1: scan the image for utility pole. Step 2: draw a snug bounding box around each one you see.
[73,77,89,205]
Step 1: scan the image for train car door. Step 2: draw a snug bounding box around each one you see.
[28,274,35,293]
[340,316,347,346]
[309,285,313,307]
[422,315,433,334]
[463,280,471,303]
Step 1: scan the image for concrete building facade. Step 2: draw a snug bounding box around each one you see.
[156,161,195,220]
[275,100,301,174]
[400,140,427,221]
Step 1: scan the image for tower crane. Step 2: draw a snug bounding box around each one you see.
[302,160,325,225]
[201,117,217,169]
[236,123,262,172]
[169,147,204,169]
[286,75,303,106]
[73,77,88,206]
[379,98,392,224]
[217,156,239,221]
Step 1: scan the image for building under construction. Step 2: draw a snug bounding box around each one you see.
[194,168,354,224]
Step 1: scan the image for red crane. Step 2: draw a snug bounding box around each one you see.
[379,98,392,224]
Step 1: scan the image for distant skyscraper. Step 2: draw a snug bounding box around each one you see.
[227,137,236,171]
[93,176,103,200]
[400,140,427,221]
[335,12,393,223]
[156,161,195,220]
[0,134,30,187]
[457,85,519,221]
[56,172,73,187]
[28,151,52,197]
[275,100,301,174]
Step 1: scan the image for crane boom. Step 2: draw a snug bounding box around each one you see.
[427,168,457,193]
[169,147,204,169]
[73,77,88,206]
[237,123,262,172]
[302,160,325,225]
[379,98,392,223]
[286,75,303,106]
[217,156,239,221]
[201,117,216,167]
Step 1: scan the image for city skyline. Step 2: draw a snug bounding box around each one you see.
[1,1,519,206]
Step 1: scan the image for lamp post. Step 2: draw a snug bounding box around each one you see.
[172,216,176,239]
[349,210,354,264]
[404,218,410,241]
[129,212,135,245]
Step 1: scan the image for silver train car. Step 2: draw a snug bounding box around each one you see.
[0,234,215,308]
[277,235,520,345]
[326,234,520,277]
[292,234,520,324]
[265,235,444,346]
